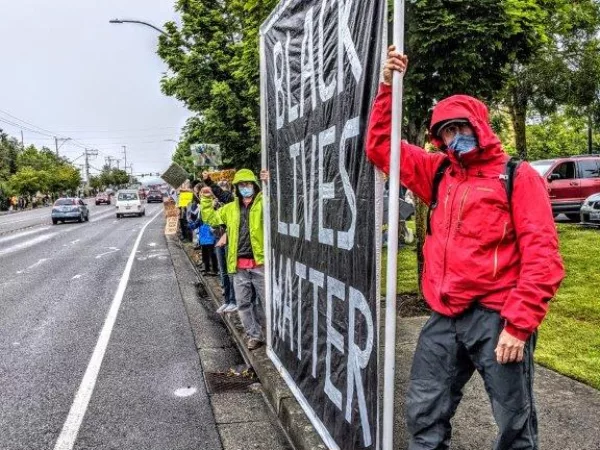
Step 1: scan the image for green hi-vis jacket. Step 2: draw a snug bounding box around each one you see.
[200,192,264,274]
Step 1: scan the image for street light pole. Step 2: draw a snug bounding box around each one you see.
[109,18,192,50]
[109,19,168,36]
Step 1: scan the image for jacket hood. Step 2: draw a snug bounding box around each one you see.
[232,169,261,197]
[429,95,504,165]
[232,169,258,185]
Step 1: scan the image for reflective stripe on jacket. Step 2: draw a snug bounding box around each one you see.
[366,83,565,340]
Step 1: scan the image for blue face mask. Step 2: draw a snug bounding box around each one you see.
[239,185,254,198]
[448,133,478,156]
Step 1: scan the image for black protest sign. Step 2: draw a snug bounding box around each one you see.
[161,163,189,189]
[260,1,385,448]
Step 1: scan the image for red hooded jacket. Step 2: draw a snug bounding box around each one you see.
[367,84,565,340]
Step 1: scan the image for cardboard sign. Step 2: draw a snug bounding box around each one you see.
[177,191,194,208]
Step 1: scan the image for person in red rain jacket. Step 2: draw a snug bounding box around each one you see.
[367,46,565,450]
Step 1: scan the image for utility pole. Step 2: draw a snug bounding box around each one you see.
[122,145,127,172]
[20,131,24,148]
[105,156,117,169]
[588,111,593,154]
[54,137,71,157]
[84,149,99,189]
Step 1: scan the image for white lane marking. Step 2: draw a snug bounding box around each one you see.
[52,211,161,450]
[72,274,82,280]
[89,210,119,223]
[16,258,48,274]
[0,233,60,257]
[0,227,51,246]
[0,216,47,226]
[95,247,120,259]
[174,387,197,397]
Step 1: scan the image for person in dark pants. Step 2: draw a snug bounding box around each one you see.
[198,222,218,274]
[203,175,245,314]
[200,170,266,350]
[366,47,565,449]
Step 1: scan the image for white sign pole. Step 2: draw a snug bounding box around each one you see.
[382,1,405,449]
[259,32,273,352]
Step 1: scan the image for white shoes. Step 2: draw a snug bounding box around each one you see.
[217,303,238,314]
[223,304,238,313]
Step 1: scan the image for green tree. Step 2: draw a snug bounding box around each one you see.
[112,169,130,187]
[158,0,278,171]
[527,112,598,160]
[402,0,552,300]
[502,0,600,159]
[8,168,50,196]
[0,131,20,180]
[48,165,82,194]
[89,175,103,191]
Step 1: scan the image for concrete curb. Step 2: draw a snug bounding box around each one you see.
[180,243,327,450]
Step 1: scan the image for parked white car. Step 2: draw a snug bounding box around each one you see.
[115,190,145,218]
[580,192,600,227]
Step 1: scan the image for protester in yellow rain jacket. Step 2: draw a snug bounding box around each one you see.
[200,168,266,350]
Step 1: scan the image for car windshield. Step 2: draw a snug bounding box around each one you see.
[118,193,138,201]
[54,199,75,206]
[530,161,555,177]
[149,191,160,195]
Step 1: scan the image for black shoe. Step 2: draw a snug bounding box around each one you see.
[247,338,264,351]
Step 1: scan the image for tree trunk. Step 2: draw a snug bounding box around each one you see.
[406,118,429,303]
[510,86,528,160]
[414,197,428,300]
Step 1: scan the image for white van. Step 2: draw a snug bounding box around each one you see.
[115,189,145,218]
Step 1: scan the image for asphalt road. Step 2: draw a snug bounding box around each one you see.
[0,202,222,450]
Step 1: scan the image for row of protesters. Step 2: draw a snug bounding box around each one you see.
[200,169,267,350]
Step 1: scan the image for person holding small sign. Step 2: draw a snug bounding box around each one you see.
[200,169,267,351]
[366,46,565,449]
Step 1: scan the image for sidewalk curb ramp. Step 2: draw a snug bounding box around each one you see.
[179,241,327,450]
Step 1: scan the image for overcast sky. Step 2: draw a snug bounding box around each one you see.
[0,0,189,179]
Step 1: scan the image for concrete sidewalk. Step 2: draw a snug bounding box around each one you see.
[167,236,294,450]
[394,317,600,450]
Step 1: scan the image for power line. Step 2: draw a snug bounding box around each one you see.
[0,117,55,138]
[0,109,57,136]
[53,126,180,133]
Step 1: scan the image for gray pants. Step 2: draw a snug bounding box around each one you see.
[233,267,266,340]
[407,306,537,450]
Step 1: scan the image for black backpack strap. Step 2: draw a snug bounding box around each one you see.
[503,157,522,206]
[427,158,452,235]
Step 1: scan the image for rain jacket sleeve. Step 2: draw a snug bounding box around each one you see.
[205,178,235,204]
[200,197,223,227]
[366,83,446,205]
[501,164,565,340]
